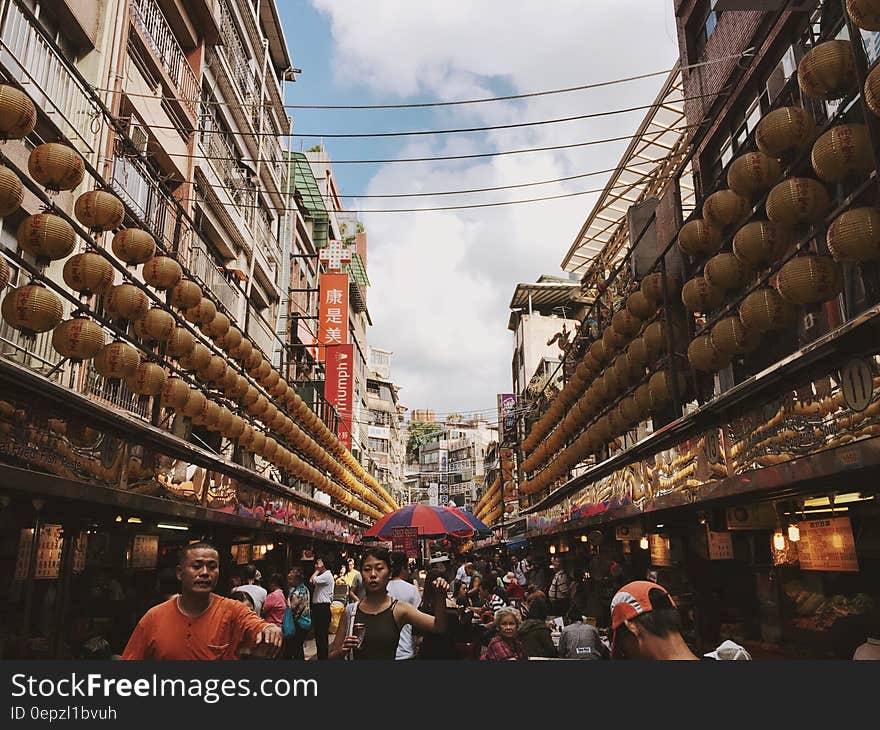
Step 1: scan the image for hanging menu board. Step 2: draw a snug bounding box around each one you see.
[797,517,859,572]
[707,531,734,561]
[649,534,672,567]
[14,528,34,581]
[232,544,250,565]
[391,527,420,559]
[73,531,88,573]
[15,525,65,580]
[130,535,159,569]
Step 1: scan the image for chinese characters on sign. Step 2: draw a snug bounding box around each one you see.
[707,531,734,560]
[130,535,159,569]
[798,517,859,572]
[317,273,349,362]
[391,527,420,559]
[497,393,517,445]
[15,525,64,580]
[326,343,354,450]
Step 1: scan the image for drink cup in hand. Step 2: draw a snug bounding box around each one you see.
[353,622,366,649]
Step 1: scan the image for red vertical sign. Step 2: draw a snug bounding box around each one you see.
[317,273,349,362]
[326,343,354,450]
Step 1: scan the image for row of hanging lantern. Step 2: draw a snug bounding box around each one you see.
[520,272,689,496]
[0,86,394,515]
[681,32,878,374]
[474,475,500,520]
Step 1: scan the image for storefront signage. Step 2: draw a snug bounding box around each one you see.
[649,534,672,567]
[73,531,88,573]
[325,343,354,450]
[615,523,643,540]
[232,544,250,565]
[317,272,349,362]
[707,531,734,560]
[497,393,517,445]
[16,524,64,580]
[391,527,419,559]
[841,358,873,413]
[797,516,859,572]
[130,535,158,569]
[726,503,777,530]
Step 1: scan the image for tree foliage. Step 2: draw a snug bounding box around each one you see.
[406,421,443,462]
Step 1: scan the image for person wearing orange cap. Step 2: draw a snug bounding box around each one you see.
[609,581,699,660]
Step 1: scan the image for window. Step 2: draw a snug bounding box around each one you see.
[766,46,797,102]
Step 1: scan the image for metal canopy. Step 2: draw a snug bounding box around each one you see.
[509,280,580,311]
[560,62,695,277]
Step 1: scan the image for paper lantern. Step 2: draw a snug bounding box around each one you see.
[704,253,751,291]
[643,321,666,364]
[739,288,798,333]
[93,341,140,379]
[687,335,731,372]
[827,207,880,262]
[612,309,642,337]
[1,284,62,334]
[250,430,267,454]
[250,358,271,381]
[179,342,211,372]
[727,152,781,200]
[733,220,792,267]
[105,283,148,321]
[143,256,182,290]
[230,337,254,364]
[681,276,724,313]
[626,290,654,319]
[678,219,723,257]
[811,124,873,183]
[602,326,625,355]
[74,191,125,231]
[0,165,23,217]
[134,308,175,343]
[182,389,207,419]
[627,337,648,367]
[225,413,246,440]
[170,279,202,309]
[865,62,880,116]
[589,340,606,363]
[112,228,156,266]
[165,326,195,357]
[231,374,249,400]
[766,178,829,227]
[197,355,227,384]
[125,361,167,396]
[648,370,687,411]
[710,316,760,356]
[51,317,105,361]
[0,85,36,140]
[848,0,880,29]
[160,377,191,410]
[704,189,750,230]
[241,385,259,407]
[634,382,653,415]
[641,271,681,305]
[62,252,114,297]
[196,401,222,431]
[218,325,242,351]
[798,40,855,101]
[755,107,815,158]
[262,368,280,390]
[28,143,84,191]
[248,395,269,418]
[202,311,230,339]
[0,256,8,291]
[614,351,643,386]
[185,297,217,326]
[619,395,643,426]
[216,407,234,435]
[17,214,76,262]
[776,255,842,305]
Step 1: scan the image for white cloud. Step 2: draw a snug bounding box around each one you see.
[309,0,680,414]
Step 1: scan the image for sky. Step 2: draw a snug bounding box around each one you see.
[277,1,681,418]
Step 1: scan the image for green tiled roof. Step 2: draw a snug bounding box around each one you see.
[288,152,327,220]
[346,251,370,287]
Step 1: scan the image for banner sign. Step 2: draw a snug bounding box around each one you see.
[325,343,354,449]
[317,273,349,362]
[797,516,859,572]
[391,527,419,558]
[497,393,517,445]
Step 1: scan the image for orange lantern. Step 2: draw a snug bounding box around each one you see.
[0,164,23,217]
[681,276,724,313]
[143,256,182,290]
[766,178,829,227]
[74,191,125,231]
[202,311,230,340]
[17,214,76,263]
[179,342,212,372]
[703,189,749,229]
[798,40,855,101]
[165,326,195,357]
[827,207,880,262]
[0,85,36,140]
[134,307,175,343]
[1,283,63,335]
[63,252,114,296]
[93,341,140,379]
[847,0,880,30]
[739,287,798,334]
[687,335,731,372]
[776,255,842,305]
[733,220,792,267]
[704,252,751,291]
[51,317,105,361]
[160,377,191,411]
[710,316,760,356]
[678,218,723,258]
[28,142,84,191]
[727,152,782,200]
[105,283,149,321]
[755,106,816,158]
[125,362,167,396]
[811,124,873,183]
[170,279,203,309]
[185,298,217,326]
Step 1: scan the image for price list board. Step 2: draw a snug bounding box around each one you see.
[797,517,859,572]
[130,535,159,569]
[15,525,64,580]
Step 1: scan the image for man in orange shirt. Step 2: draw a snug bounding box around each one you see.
[122,542,282,660]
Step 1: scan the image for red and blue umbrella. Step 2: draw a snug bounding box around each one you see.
[446,506,492,536]
[363,504,476,541]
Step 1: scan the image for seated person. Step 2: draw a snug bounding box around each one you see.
[517,595,557,659]
[557,606,607,660]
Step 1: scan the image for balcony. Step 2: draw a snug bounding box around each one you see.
[0,0,102,152]
[112,155,175,248]
[129,0,199,119]
[217,0,258,110]
[186,243,245,322]
[247,310,276,358]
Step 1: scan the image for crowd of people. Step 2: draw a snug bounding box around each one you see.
[116,541,758,661]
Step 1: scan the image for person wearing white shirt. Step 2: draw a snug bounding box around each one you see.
[310,558,335,659]
[232,564,267,616]
[386,552,422,660]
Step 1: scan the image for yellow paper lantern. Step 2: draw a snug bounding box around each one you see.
[165,326,196,357]
[626,290,655,319]
[703,189,749,230]
[681,276,724,313]
[125,362,167,396]
[105,283,149,321]
[732,220,792,267]
[776,255,842,305]
[755,106,816,158]
[687,335,731,372]
[811,124,873,183]
[0,164,23,217]
[678,218,723,258]
[160,377,191,410]
[93,341,140,379]
[134,307,175,343]
[143,256,182,290]
[17,214,76,262]
[0,85,36,140]
[710,316,760,356]
[798,40,855,101]
[827,207,880,262]
[704,252,751,291]
[74,190,125,231]
[63,252,114,297]
[739,287,798,334]
[848,0,880,30]
[1,284,63,335]
[766,178,829,227]
[185,298,217,326]
[727,152,782,200]
[51,317,105,361]
[28,142,84,191]
[112,228,156,266]
[179,342,212,372]
[170,279,203,309]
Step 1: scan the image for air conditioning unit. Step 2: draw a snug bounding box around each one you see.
[129,121,149,155]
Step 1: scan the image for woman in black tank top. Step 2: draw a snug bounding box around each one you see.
[329,547,450,660]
